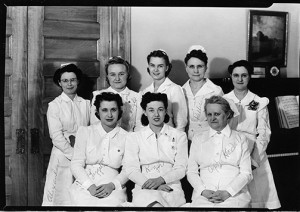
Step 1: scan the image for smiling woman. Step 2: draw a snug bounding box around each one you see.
[69,92,128,206]
[124,92,188,207]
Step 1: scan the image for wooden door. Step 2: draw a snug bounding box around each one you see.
[5,6,28,206]
[5,6,131,206]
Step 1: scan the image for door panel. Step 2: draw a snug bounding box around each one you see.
[5,6,131,206]
[5,6,28,206]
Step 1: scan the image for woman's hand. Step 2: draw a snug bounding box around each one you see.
[157,184,173,192]
[87,182,115,198]
[142,177,165,190]
[209,190,231,203]
[201,189,216,202]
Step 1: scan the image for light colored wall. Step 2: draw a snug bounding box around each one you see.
[129,4,300,92]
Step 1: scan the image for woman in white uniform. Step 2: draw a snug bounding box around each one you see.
[141,49,188,132]
[182,45,223,143]
[223,60,281,209]
[90,56,140,132]
[124,92,188,207]
[42,64,90,206]
[69,92,128,206]
[186,95,252,208]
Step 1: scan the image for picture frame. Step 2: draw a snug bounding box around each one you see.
[247,10,289,67]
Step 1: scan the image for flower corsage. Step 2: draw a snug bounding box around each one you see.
[247,100,259,111]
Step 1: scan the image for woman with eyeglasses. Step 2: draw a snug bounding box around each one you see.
[140,49,188,132]
[90,56,140,132]
[182,45,224,145]
[42,64,90,206]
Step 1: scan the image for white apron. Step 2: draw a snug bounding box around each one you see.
[131,162,186,207]
[69,164,127,206]
[42,147,73,206]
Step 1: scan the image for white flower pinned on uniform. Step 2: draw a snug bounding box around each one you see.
[187,45,206,54]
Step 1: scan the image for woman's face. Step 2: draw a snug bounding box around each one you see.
[59,72,78,96]
[148,57,168,81]
[144,101,166,128]
[107,64,128,92]
[206,103,228,132]
[186,57,207,82]
[98,100,119,129]
[231,66,250,91]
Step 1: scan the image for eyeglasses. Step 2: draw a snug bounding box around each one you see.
[60,78,77,83]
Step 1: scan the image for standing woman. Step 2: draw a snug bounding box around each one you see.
[182,45,223,143]
[90,56,140,132]
[141,49,188,132]
[223,60,281,209]
[69,92,128,206]
[124,92,188,207]
[42,64,90,206]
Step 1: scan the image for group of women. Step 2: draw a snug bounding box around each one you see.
[42,45,281,209]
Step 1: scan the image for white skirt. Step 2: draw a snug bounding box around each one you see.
[42,147,73,206]
[69,164,127,206]
[131,162,186,207]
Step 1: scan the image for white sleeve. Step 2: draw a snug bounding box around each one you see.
[47,102,73,160]
[71,126,94,190]
[124,133,148,186]
[161,132,188,183]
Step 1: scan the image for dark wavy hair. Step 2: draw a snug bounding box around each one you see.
[204,95,234,120]
[184,49,208,65]
[105,56,131,85]
[146,50,172,77]
[140,92,170,126]
[53,64,82,87]
[93,92,123,121]
[227,60,254,76]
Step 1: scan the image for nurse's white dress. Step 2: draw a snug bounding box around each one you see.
[124,124,188,207]
[182,78,223,140]
[90,86,141,132]
[42,92,90,206]
[223,90,281,209]
[186,125,253,208]
[69,123,128,206]
[141,78,188,132]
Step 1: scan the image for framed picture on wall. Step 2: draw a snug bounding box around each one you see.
[247,10,288,67]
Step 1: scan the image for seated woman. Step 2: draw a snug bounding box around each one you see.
[124,92,188,207]
[69,92,128,206]
[186,95,252,208]
[90,56,140,132]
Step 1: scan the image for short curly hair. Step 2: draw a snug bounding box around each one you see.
[53,64,82,87]
[140,92,170,126]
[146,50,172,77]
[184,49,208,65]
[227,60,254,76]
[204,95,234,120]
[93,92,123,121]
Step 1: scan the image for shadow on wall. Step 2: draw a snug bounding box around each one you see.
[169,59,189,87]
[127,64,142,92]
[208,57,232,78]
